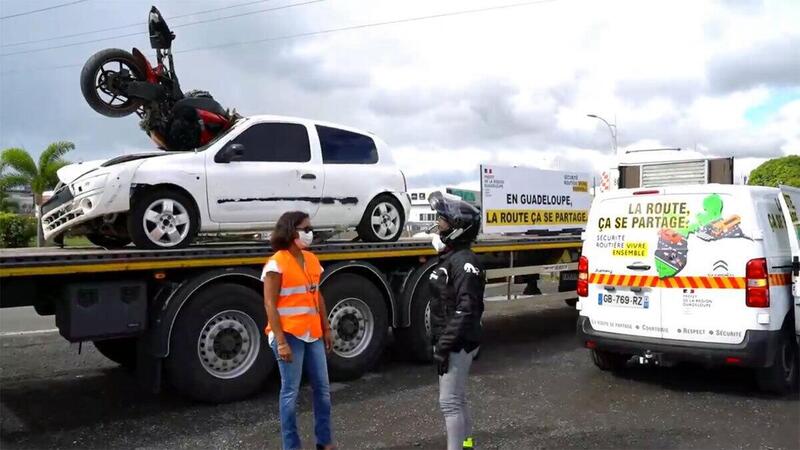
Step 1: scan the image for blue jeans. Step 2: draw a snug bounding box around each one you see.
[270,334,333,450]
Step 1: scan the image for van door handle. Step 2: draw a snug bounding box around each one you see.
[301,173,316,180]
[626,264,651,271]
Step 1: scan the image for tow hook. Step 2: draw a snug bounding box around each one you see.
[638,350,661,366]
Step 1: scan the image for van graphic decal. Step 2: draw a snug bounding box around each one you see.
[655,194,751,278]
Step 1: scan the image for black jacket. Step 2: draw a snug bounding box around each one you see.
[429,246,485,357]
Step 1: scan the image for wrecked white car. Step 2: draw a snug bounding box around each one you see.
[42,115,411,249]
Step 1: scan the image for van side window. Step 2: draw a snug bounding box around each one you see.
[317,125,378,164]
[230,123,311,162]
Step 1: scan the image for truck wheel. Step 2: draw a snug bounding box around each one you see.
[324,273,388,381]
[395,267,435,363]
[357,194,404,242]
[93,337,137,368]
[165,283,273,403]
[591,349,629,372]
[756,329,799,395]
[86,233,131,249]
[128,188,199,249]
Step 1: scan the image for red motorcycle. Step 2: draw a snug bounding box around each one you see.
[80,6,236,151]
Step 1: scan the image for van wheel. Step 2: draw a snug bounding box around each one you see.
[591,349,629,371]
[93,337,137,369]
[357,194,404,242]
[756,329,799,395]
[324,274,388,380]
[165,283,273,403]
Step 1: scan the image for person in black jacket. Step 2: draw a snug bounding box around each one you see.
[427,191,485,450]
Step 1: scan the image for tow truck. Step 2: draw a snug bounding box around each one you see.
[0,235,581,403]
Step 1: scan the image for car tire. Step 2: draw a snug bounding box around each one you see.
[128,188,199,249]
[356,194,405,242]
[165,283,274,403]
[86,232,132,249]
[756,327,799,395]
[93,337,137,369]
[324,273,389,381]
[591,349,629,372]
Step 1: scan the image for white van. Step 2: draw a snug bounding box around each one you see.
[577,184,798,394]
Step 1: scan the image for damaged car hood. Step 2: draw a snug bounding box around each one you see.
[57,152,171,183]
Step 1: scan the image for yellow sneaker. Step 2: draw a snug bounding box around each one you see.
[462,437,474,449]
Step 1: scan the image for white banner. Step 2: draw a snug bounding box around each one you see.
[480,165,591,234]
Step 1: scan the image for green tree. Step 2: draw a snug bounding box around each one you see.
[0,162,20,213]
[747,155,800,188]
[0,141,74,205]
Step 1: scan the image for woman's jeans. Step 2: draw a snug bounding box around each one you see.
[270,334,333,450]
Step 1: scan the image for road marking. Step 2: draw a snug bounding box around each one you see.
[0,328,58,337]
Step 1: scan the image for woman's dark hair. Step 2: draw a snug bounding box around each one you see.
[270,211,310,250]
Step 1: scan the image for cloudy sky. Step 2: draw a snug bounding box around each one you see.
[1,0,798,190]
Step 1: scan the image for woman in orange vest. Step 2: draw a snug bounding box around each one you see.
[263,211,335,450]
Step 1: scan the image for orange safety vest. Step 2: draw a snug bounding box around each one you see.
[264,250,323,339]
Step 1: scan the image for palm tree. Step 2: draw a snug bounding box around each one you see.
[1,142,74,245]
[1,141,74,206]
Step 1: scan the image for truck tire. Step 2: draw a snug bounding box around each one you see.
[93,337,137,369]
[756,327,799,395]
[324,273,388,381]
[591,349,629,372]
[395,268,435,363]
[128,188,199,249]
[165,283,273,403]
[357,194,405,242]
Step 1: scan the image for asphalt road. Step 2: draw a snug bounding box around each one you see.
[1,298,798,450]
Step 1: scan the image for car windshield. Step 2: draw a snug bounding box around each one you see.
[195,116,248,152]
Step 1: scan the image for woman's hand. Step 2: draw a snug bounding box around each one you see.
[277,341,293,362]
[323,328,334,354]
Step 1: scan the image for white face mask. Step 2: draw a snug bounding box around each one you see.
[295,231,313,249]
[431,233,447,253]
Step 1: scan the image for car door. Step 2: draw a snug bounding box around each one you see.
[778,185,800,338]
[205,120,323,225]
[311,124,381,227]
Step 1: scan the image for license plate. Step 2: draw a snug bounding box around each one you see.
[561,271,578,281]
[598,293,649,308]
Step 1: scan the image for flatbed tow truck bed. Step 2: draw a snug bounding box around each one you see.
[0,235,582,403]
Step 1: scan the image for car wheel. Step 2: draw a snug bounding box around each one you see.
[86,232,131,249]
[357,194,404,242]
[128,188,199,249]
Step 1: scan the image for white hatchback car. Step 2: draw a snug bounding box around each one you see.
[42,115,411,249]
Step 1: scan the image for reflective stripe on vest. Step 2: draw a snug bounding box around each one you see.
[280,285,309,296]
[278,306,319,316]
[264,250,324,339]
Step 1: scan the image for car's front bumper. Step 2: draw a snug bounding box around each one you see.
[576,315,781,368]
[41,187,108,240]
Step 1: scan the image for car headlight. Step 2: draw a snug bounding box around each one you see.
[71,173,108,196]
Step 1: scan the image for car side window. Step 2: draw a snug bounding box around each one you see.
[230,123,311,162]
[316,125,378,164]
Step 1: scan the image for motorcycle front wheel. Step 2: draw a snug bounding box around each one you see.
[80,48,145,117]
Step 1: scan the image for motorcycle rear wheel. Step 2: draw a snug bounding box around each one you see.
[80,48,145,118]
